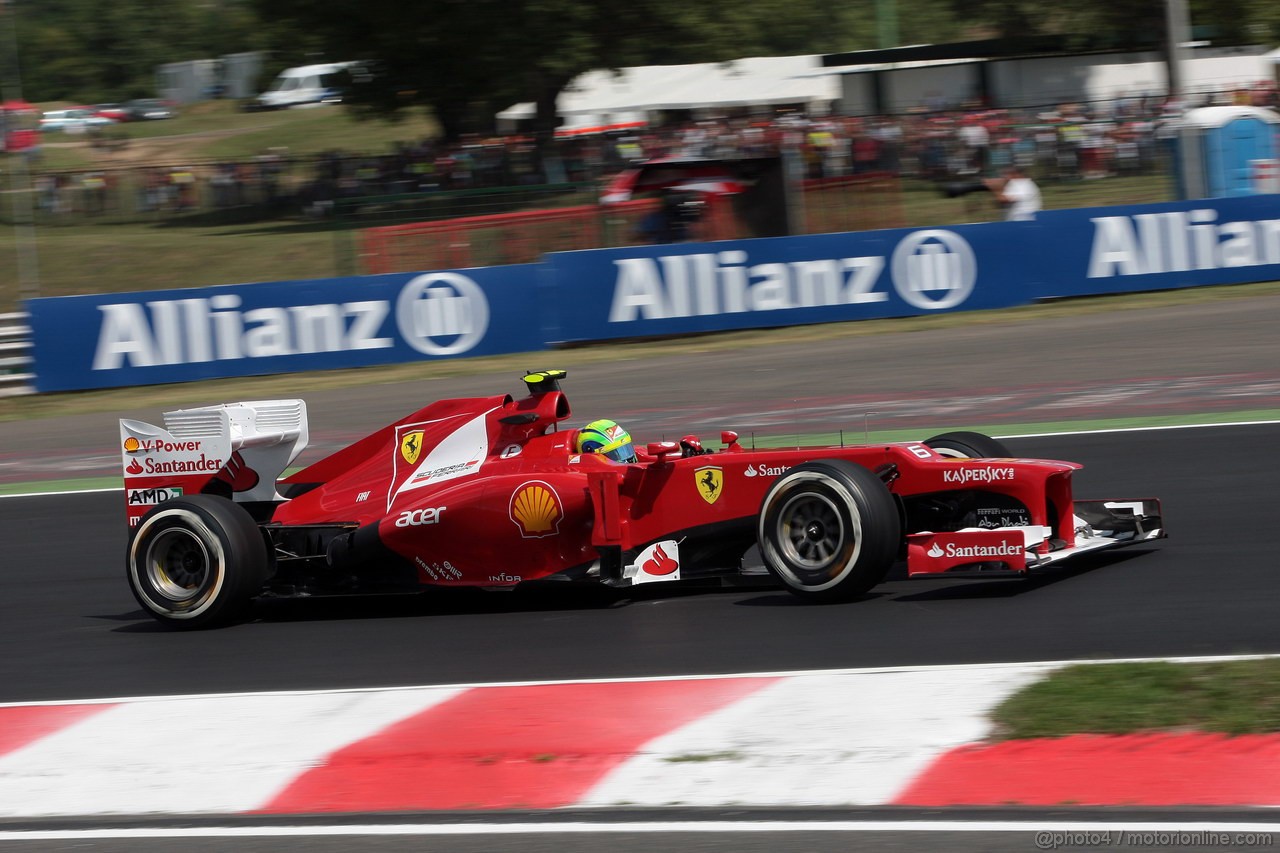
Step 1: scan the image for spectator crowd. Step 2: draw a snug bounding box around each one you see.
[25,81,1280,223]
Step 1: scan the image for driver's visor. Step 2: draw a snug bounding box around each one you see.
[600,438,637,464]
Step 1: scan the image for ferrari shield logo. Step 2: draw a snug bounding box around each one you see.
[695,466,723,505]
[400,430,424,466]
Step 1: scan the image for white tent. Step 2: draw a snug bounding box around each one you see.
[497,54,840,131]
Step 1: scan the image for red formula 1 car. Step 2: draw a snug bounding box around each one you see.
[119,371,1166,628]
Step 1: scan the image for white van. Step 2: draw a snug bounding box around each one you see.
[256,62,356,110]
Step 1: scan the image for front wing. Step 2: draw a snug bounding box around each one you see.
[906,498,1165,577]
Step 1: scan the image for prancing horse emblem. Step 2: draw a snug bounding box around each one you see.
[695,466,723,505]
[400,430,424,466]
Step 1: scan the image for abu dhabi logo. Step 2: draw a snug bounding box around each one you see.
[890,229,976,310]
[396,272,490,356]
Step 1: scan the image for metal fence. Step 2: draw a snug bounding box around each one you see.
[353,173,906,275]
[0,312,34,397]
[0,153,605,229]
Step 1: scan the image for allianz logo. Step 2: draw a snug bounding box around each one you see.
[743,462,790,478]
[92,272,490,370]
[1088,209,1280,278]
[608,229,977,322]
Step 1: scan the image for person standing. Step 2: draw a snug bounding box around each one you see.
[990,164,1041,221]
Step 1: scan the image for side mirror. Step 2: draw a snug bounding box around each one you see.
[720,431,741,451]
[646,441,682,461]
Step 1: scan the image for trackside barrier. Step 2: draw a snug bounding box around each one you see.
[359,197,745,274]
[25,266,545,393]
[358,176,900,276]
[0,312,35,397]
[360,201,640,274]
[23,194,1280,393]
[799,173,907,234]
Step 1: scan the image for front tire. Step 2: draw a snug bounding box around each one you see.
[127,495,268,629]
[758,460,900,602]
[924,430,1010,459]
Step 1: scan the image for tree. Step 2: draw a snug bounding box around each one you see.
[12,0,267,103]
[254,0,857,147]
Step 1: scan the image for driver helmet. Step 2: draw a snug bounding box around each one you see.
[576,419,638,463]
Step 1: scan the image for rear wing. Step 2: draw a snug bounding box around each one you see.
[120,400,308,528]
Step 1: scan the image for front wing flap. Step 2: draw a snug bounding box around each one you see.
[907,498,1165,577]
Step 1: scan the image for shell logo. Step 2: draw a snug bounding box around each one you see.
[510,480,563,538]
[123,437,141,453]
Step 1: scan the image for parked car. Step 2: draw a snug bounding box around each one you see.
[39,108,117,133]
[93,104,129,122]
[123,99,176,121]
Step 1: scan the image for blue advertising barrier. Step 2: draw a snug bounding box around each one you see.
[1035,194,1280,298]
[23,195,1280,392]
[543,221,1048,343]
[26,266,544,392]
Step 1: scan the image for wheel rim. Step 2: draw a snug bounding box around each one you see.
[144,527,215,604]
[777,492,846,575]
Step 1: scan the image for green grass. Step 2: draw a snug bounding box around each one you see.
[900,172,1175,227]
[993,660,1280,739]
[9,219,347,305]
[198,105,438,160]
[663,750,745,763]
[0,100,449,310]
[34,100,440,161]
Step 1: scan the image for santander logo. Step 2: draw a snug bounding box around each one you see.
[924,538,1023,560]
[641,543,679,576]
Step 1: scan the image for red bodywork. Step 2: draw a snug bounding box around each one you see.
[118,375,1165,631]
[258,385,1084,587]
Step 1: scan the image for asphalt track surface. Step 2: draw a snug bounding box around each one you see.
[3,421,1278,705]
[4,294,1280,849]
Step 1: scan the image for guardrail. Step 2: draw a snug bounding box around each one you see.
[0,312,35,397]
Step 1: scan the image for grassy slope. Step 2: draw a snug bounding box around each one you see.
[2,101,439,309]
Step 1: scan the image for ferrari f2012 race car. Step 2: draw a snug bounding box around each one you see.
[120,370,1166,628]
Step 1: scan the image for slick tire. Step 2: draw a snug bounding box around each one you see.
[923,430,1011,459]
[126,494,268,630]
[758,460,900,603]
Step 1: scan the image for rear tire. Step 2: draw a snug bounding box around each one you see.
[757,460,900,602]
[126,495,268,629]
[924,430,1010,459]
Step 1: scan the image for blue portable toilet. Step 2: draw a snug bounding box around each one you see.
[1175,106,1280,199]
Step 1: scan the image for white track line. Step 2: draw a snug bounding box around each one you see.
[0,486,121,499]
[0,821,1277,840]
[998,418,1280,439]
